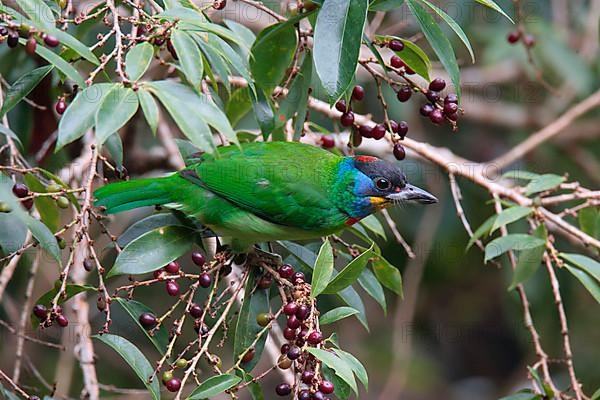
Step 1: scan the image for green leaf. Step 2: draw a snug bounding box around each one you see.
[319,306,359,325]
[224,19,255,55]
[95,85,139,145]
[560,253,600,283]
[118,213,193,247]
[252,89,275,138]
[23,174,59,232]
[30,40,85,87]
[313,0,369,101]
[509,237,545,290]
[474,0,514,23]
[113,298,169,355]
[322,364,352,400]
[94,334,160,400]
[357,267,386,312]
[467,214,497,249]
[578,207,600,239]
[125,42,154,81]
[591,387,600,400]
[108,226,195,277]
[323,243,374,294]
[371,257,403,296]
[0,124,22,147]
[0,213,27,256]
[137,88,159,135]
[187,374,242,399]
[306,348,357,394]
[233,268,269,372]
[15,0,55,28]
[36,168,80,211]
[524,174,565,196]
[490,206,533,234]
[499,393,542,400]
[337,285,369,330]
[333,348,368,391]
[31,284,95,327]
[565,265,600,304]
[311,239,335,298]
[26,216,62,264]
[226,88,253,127]
[0,65,53,117]
[242,372,264,400]
[359,214,386,239]
[501,170,540,181]
[278,52,313,139]
[57,83,113,151]
[104,133,123,168]
[369,0,405,11]
[484,234,545,263]
[250,20,298,90]
[376,35,432,80]
[406,0,461,98]
[171,29,204,89]
[418,0,475,62]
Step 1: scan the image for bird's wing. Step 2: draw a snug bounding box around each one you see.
[182,142,348,230]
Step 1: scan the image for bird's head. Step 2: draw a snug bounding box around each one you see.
[352,156,438,208]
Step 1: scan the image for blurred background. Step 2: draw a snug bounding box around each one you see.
[0,0,599,399]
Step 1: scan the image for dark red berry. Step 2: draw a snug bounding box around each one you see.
[296,337,306,347]
[429,109,444,124]
[507,30,521,44]
[25,36,37,55]
[340,111,354,127]
[189,303,203,318]
[396,85,412,102]
[429,78,446,92]
[191,252,205,266]
[371,124,386,140]
[287,315,301,329]
[165,378,181,392]
[307,331,323,345]
[319,380,335,394]
[426,90,440,103]
[389,120,399,133]
[275,383,292,396]
[390,55,402,68]
[312,391,325,400]
[165,261,180,274]
[352,85,365,101]
[278,264,294,279]
[7,31,19,48]
[287,345,301,360]
[283,302,298,315]
[257,275,272,289]
[43,34,59,47]
[388,39,404,51]
[320,135,335,149]
[358,125,373,138]
[56,314,68,327]
[166,280,180,296]
[420,103,434,117]
[444,93,458,104]
[299,390,311,400]
[153,270,165,279]
[447,112,459,121]
[33,304,47,319]
[280,343,290,354]
[334,99,347,112]
[299,327,309,339]
[194,319,209,335]
[213,0,226,10]
[12,183,29,198]
[397,121,408,137]
[302,370,315,384]
[523,34,536,47]
[292,271,305,283]
[139,312,157,329]
[393,143,406,160]
[443,102,458,115]
[242,348,255,363]
[283,327,297,340]
[296,304,310,320]
[55,99,67,114]
[199,272,212,288]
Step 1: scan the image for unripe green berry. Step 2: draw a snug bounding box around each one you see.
[57,196,69,209]
[175,358,188,369]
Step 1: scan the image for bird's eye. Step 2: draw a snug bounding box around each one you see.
[375,177,391,191]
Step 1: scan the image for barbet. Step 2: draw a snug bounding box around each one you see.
[94,141,437,251]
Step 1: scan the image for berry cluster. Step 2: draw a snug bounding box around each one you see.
[33,304,68,328]
[507,30,536,47]
[9,182,70,212]
[0,24,60,53]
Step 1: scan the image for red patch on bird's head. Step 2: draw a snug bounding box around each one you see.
[354,155,378,163]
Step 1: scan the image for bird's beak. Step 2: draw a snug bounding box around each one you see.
[385,184,438,204]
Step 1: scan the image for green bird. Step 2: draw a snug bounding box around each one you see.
[94,142,437,251]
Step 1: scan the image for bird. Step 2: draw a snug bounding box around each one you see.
[94,141,437,252]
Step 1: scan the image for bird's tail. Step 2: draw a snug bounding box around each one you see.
[94,174,178,214]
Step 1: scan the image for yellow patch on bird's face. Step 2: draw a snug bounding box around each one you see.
[369,196,389,209]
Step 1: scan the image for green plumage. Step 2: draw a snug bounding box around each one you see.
[95,142,352,251]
